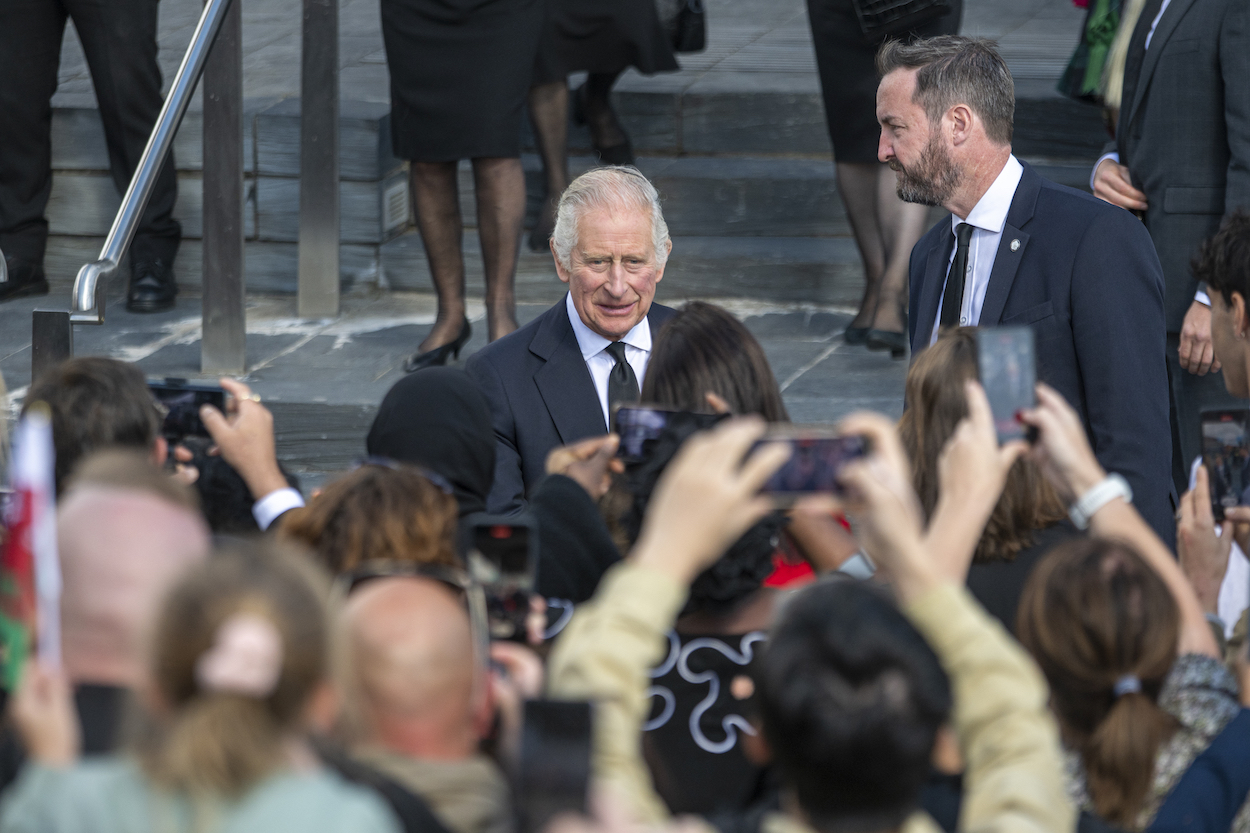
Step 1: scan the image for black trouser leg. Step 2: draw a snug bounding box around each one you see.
[67,0,180,267]
[0,0,69,265]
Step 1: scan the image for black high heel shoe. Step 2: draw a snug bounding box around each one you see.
[865,298,908,360]
[404,318,472,372]
[572,83,635,167]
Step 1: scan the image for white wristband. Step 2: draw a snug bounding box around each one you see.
[1069,474,1133,530]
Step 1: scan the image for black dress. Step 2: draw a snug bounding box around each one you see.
[965,522,1082,635]
[805,0,963,163]
[381,0,545,161]
[532,0,679,84]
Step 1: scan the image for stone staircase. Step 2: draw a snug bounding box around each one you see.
[39,0,1106,310]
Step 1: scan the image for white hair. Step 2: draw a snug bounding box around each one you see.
[551,166,671,271]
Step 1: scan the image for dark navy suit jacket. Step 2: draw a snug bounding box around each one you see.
[908,162,1175,545]
[466,298,676,514]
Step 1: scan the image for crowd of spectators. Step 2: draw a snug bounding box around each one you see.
[3,28,1250,833]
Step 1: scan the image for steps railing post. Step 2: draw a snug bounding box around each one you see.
[297,0,340,318]
[201,0,246,374]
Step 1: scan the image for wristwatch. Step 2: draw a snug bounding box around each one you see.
[1069,474,1133,530]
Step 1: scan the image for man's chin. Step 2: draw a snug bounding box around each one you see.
[589,303,647,339]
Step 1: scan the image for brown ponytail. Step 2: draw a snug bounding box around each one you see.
[1017,539,1179,829]
[132,542,331,797]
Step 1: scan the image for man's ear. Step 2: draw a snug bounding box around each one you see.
[550,238,572,285]
[930,724,963,775]
[152,436,168,467]
[1233,292,1249,337]
[304,680,342,734]
[947,104,974,147]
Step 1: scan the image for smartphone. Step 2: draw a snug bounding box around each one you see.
[755,427,870,504]
[1201,408,1250,521]
[515,700,593,833]
[976,327,1037,444]
[461,513,539,643]
[614,406,723,464]
[147,378,227,441]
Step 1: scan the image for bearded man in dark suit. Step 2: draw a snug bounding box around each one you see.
[884,36,1175,545]
[466,166,675,514]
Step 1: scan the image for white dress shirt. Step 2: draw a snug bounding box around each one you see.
[929,155,1025,345]
[565,292,652,428]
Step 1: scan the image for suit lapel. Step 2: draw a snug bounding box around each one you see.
[1123,0,1198,133]
[979,163,1042,325]
[912,235,955,352]
[531,302,608,441]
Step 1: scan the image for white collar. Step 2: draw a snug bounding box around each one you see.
[953,154,1024,235]
[565,292,652,361]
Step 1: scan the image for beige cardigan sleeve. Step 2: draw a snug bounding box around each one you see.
[905,584,1075,833]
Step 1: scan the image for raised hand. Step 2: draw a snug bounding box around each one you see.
[545,434,622,500]
[1018,383,1106,503]
[199,378,288,499]
[1178,465,1234,615]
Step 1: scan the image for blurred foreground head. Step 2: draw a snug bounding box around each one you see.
[759,580,951,832]
[279,462,459,575]
[340,576,489,758]
[58,450,210,688]
[1017,538,1179,828]
[25,356,163,495]
[135,540,331,796]
[899,327,1064,561]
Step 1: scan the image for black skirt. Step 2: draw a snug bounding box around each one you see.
[532,0,679,84]
[381,0,544,161]
[805,0,962,163]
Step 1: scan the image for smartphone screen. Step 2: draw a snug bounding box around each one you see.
[756,431,869,504]
[148,379,227,441]
[463,514,538,643]
[1201,409,1250,521]
[515,700,592,833]
[614,406,723,464]
[976,327,1037,444]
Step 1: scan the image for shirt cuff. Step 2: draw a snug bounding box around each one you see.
[252,487,304,530]
[1091,151,1120,190]
[1195,289,1212,306]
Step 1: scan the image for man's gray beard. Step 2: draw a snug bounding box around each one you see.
[893,137,961,206]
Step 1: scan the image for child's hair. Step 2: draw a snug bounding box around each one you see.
[132,541,331,796]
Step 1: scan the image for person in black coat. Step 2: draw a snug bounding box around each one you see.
[880,37,1174,545]
[466,166,676,514]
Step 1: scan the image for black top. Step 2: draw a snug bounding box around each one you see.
[965,522,1081,635]
[531,474,622,603]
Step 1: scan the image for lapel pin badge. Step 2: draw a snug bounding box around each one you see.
[1010,239,1021,252]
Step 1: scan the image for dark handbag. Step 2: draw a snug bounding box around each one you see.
[850,0,953,43]
[672,0,706,54]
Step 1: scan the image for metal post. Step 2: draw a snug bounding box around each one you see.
[298,0,340,318]
[201,0,246,374]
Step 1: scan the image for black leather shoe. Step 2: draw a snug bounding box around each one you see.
[404,318,472,372]
[0,256,49,302]
[866,329,907,360]
[126,258,177,313]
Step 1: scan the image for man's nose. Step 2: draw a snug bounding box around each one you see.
[603,262,629,296]
[878,130,893,164]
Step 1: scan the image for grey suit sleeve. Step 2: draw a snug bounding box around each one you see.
[1221,1,1250,219]
[464,353,527,515]
[1070,208,1175,545]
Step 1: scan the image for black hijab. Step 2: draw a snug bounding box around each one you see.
[366,368,495,517]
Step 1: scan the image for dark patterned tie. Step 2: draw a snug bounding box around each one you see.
[940,223,975,330]
[605,341,640,415]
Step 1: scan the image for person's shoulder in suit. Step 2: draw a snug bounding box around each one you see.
[464,299,565,378]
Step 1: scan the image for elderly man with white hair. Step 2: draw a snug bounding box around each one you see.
[466,165,675,514]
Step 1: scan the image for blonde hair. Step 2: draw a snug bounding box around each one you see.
[133,541,331,797]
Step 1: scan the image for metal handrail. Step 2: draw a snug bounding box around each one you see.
[69,0,236,325]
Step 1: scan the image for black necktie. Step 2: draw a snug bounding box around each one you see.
[940,223,974,330]
[1121,0,1164,120]
[605,341,639,414]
